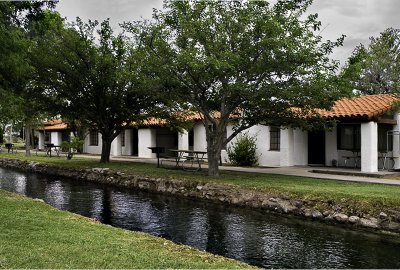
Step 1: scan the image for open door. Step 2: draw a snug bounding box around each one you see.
[308,130,325,166]
[132,129,138,156]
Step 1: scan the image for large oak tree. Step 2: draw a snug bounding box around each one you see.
[32,18,156,163]
[130,0,349,176]
[0,1,57,155]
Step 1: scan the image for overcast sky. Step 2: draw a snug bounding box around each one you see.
[56,0,400,66]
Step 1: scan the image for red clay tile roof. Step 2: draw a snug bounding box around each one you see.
[316,94,400,119]
[141,111,220,126]
[37,119,68,131]
[37,95,400,129]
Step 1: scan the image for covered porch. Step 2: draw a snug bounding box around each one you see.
[276,95,400,172]
[306,94,400,173]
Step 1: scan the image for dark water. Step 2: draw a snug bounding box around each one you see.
[1,167,400,269]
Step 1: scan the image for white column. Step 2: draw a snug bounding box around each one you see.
[361,121,378,172]
[325,127,338,166]
[280,127,294,167]
[51,131,62,146]
[123,129,132,156]
[194,123,207,151]
[393,112,400,169]
[38,132,45,150]
[178,131,189,150]
[110,134,121,157]
[138,128,156,158]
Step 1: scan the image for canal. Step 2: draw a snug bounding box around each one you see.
[0,167,400,268]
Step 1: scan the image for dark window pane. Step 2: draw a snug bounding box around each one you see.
[270,127,280,151]
[89,130,98,146]
[121,131,125,147]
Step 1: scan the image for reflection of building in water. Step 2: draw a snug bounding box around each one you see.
[45,181,68,209]
[14,175,27,195]
[89,189,106,222]
[185,210,208,248]
[223,213,246,258]
[110,191,166,234]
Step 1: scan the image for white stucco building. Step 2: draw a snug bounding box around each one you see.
[38,94,400,173]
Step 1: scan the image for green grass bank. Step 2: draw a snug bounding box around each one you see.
[0,189,252,269]
[2,152,400,215]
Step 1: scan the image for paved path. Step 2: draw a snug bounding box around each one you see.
[75,154,400,186]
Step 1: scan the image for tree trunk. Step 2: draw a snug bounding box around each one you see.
[24,122,31,156]
[207,150,220,176]
[100,135,112,163]
[206,133,222,177]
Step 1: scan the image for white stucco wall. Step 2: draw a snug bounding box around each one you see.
[325,127,338,167]
[51,131,62,146]
[138,128,156,158]
[193,122,207,151]
[121,129,133,156]
[38,132,45,150]
[84,132,102,155]
[178,131,189,150]
[224,125,280,167]
[280,128,294,167]
[293,129,308,166]
[361,121,378,172]
[110,134,121,156]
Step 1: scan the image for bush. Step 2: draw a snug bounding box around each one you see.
[227,132,258,166]
[60,137,84,160]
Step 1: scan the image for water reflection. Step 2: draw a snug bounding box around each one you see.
[1,167,400,269]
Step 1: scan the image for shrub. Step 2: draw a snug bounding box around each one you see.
[60,137,84,160]
[227,132,258,166]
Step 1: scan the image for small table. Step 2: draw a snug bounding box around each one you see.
[4,143,14,153]
[169,149,207,171]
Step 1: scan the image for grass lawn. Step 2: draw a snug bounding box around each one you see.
[2,152,400,213]
[0,189,253,269]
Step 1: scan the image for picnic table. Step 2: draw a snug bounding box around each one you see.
[167,149,207,171]
[45,143,61,157]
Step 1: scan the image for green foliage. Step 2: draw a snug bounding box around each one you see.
[31,18,158,163]
[341,28,400,94]
[0,2,59,156]
[130,0,349,176]
[60,137,84,159]
[227,132,259,167]
[0,126,3,144]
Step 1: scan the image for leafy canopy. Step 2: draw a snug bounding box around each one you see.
[341,28,400,95]
[131,0,349,175]
[32,18,158,162]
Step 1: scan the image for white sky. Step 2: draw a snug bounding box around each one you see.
[56,0,400,66]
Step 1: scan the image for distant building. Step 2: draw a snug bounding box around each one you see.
[37,94,400,173]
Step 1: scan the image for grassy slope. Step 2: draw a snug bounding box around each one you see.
[2,152,400,212]
[0,190,252,269]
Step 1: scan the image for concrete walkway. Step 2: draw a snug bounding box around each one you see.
[75,154,400,186]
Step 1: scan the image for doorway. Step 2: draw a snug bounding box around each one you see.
[308,130,325,166]
[131,129,138,156]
